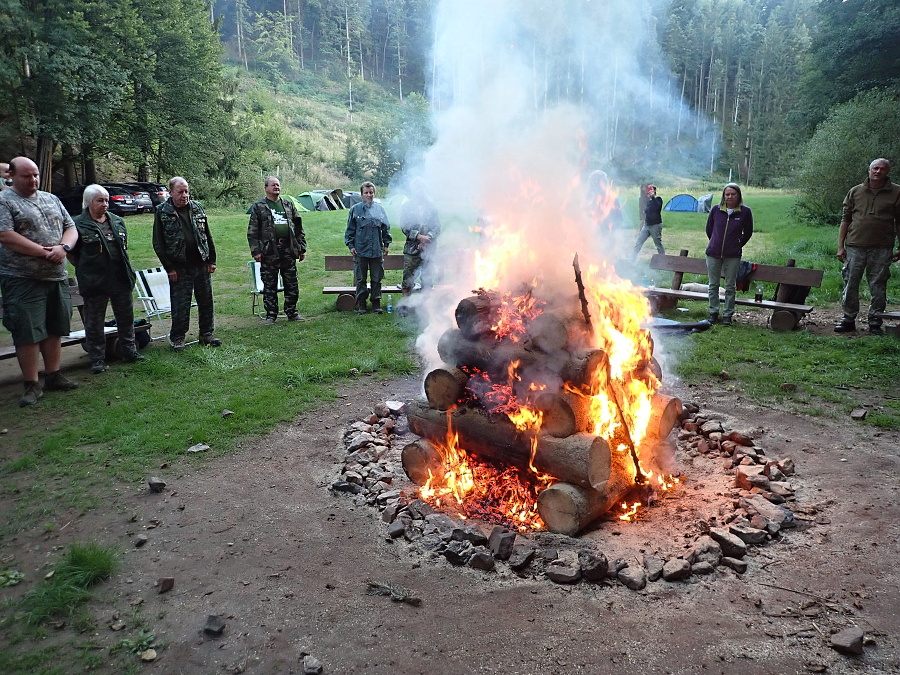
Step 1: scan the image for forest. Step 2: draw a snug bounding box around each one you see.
[0,0,898,219]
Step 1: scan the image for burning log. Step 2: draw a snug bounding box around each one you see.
[645,393,682,439]
[423,367,469,411]
[406,399,613,489]
[401,439,444,486]
[455,294,497,340]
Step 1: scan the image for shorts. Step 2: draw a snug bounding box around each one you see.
[0,275,72,346]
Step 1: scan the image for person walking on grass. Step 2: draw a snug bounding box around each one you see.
[345,181,392,315]
[71,184,144,374]
[631,184,665,258]
[152,176,222,350]
[0,156,80,406]
[834,158,900,336]
[705,183,753,327]
[248,176,307,324]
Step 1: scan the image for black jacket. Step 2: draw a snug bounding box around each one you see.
[71,209,136,296]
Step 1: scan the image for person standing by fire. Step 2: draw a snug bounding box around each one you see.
[345,181,392,314]
[705,183,753,326]
[400,178,441,299]
[631,184,665,259]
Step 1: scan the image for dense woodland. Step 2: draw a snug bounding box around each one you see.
[0,0,898,219]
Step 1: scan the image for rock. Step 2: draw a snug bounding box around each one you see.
[830,626,865,655]
[720,556,747,574]
[220,409,234,417]
[331,481,361,494]
[780,382,797,391]
[700,420,724,435]
[443,540,474,565]
[726,430,754,446]
[691,561,716,575]
[546,560,582,584]
[708,528,747,559]
[406,500,434,519]
[778,457,796,476]
[769,481,794,498]
[386,519,407,539]
[735,465,770,491]
[508,547,535,572]
[140,649,157,662]
[643,555,664,582]
[850,408,867,421]
[381,503,402,523]
[742,494,795,529]
[385,400,407,415]
[134,534,149,548]
[487,527,516,561]
[617,565,647,590]
[302,655,324,674]
[186,443,209,453]
[147,477,167,493]
[729,524,768,545]
[579,550,609,582]
[346,432,375,452]
[662,558,691,581]
[687,536,722,566]
[157,577,175,593]
[469,552,496,571]
[373,402,391,417]
[203,614,226,637]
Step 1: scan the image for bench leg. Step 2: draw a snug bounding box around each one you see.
[770,310,799,332]
[335,293,356,312]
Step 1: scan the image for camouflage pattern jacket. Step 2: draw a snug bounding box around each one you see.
[247,198,307,262]
[152,198,216,270]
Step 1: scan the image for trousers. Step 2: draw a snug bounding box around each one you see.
[82,286,136,361]
[706,256,741,318]
[840,245,893,327]
[260,245,299,318]
[169,265,214,341]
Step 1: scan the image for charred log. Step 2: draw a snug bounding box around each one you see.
[423,367,469,411]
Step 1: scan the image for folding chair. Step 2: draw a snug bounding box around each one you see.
[248,260,284,318]
[135,267,197,343]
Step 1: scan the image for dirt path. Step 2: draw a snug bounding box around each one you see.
[2,373,899,674]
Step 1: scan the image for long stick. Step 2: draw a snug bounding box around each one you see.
[572,254,592,329]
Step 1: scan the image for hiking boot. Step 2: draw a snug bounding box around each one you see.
[263,316,276,325]
[200,334,222,347]
[834,321,856,333]
[708,313,719,324]
[868,325,884,336]
[44,370,79,391]
[721,316,733,327]
[121,350,145,363]
[286,312,305,322]
[91,360,107,374]
[171,337,186,351]
[19,381,43,407]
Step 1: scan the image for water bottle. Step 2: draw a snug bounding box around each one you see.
[387,294,393,313]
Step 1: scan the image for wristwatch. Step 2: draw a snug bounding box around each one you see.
[62,244,71,252]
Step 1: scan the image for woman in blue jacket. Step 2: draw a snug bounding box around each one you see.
[705,183,753,326]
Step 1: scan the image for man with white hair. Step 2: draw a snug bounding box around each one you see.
[152,176,222,350]
[835,158,900,335]
[0,156,80,406]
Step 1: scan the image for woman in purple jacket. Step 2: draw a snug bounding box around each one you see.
[705,183,753,326]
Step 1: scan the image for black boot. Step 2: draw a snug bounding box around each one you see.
[372,299,384,315]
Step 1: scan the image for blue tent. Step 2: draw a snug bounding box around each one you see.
[663,194,700,212]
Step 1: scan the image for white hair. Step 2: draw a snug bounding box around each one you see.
[82,183,109,209]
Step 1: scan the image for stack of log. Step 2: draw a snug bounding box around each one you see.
[402,292,682,535]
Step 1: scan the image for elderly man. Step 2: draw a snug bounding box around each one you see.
[345,181,392,314]
[247,176,307,324]
[835,158,900,335]
[0,156,80,406]
[152,176,222,350]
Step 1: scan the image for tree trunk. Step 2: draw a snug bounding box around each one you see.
[36,137,53,192]
[423,367,469,411]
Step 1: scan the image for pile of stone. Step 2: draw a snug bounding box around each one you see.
[330,399,800,591]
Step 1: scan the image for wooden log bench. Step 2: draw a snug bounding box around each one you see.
[323,254,405,311]
[645,249,825,331]
[0,279,150,361]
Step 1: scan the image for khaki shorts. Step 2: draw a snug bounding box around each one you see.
[0,276,72,346]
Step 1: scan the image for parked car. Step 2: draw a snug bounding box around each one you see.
[102,186,139,215]
[103,183,154,213]
[54,184,88,216]
[125,182,170,207]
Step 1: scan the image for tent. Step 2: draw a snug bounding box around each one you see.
[663,194,700,212]
[697,193,714,213]
[296,190,345,211]
[244,194,308,214]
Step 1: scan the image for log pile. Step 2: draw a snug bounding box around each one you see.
[402,291,682,535]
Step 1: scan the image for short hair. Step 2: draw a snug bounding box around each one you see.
[360,181,376,193]
[720,182,743,208]
[264,176,279,187]
[168,176,188,192]
[869,158,891,171]
[82,184,109,209]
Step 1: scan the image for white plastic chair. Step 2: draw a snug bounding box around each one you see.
[135,267,172,340]
[248,260,284,317]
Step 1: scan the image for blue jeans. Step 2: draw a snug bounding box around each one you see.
[706,256,741,318]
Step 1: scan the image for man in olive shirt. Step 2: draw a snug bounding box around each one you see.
[835,158,900,335]
[247,176,307,324]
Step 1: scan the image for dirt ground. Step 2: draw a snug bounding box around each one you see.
[2,342,900,675]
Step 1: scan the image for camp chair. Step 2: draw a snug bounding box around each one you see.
[135,267,197,343]
[248,260,284,317]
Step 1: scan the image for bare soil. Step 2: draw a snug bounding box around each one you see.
[2,355,900,674]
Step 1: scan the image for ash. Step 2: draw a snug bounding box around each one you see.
[331,398,804,590]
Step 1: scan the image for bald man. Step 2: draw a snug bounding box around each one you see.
[0,157,80,406]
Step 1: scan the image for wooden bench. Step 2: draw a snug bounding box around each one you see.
[645,250,825,331]
[323,254,405,311]
[0,279,150,360]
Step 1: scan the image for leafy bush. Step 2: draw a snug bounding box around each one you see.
[795,90,900,224]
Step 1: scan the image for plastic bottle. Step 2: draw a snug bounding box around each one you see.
[386,294,393,313]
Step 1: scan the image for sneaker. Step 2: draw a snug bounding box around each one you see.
[286,313,305,322]
[91,360,107,374]
[263,317,276,325]
[121,350,145,363]
[44,370,79,391]
[19,381,43,407]
[868,325,884,336]
[200,334,222,347]
[171,338,186,351]
[721,317,733,327]
[834,321,856,333]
